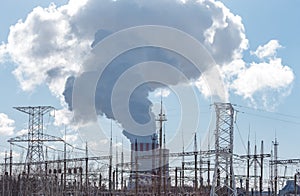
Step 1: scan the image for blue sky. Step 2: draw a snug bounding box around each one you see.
[220,0,300,157]
[0,0,299,179]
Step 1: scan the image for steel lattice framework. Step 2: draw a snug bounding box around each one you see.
[211,103,237,196]
[12,106,55,173]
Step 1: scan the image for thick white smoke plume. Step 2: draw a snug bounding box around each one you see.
[0,0,294,133]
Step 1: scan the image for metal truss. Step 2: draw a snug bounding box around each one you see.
[8,106,55,194]
[11,106,55,174]
[211,103,237,196]
[270,159,300,165]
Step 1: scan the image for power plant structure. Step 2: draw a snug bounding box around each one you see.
[0,103,299,195]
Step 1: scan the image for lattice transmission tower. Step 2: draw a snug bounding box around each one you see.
[12,106,55,173]
[211,103,237,196]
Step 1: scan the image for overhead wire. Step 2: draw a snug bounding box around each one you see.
[233,104,300,119]
[234,116,248,154]
[238,111,300,125]
[232,104,300,125]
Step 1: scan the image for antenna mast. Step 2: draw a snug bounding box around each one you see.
[156,95,167,195]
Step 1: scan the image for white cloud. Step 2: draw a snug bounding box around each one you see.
[64,134,78,143]
[54,109,73,127]
[192,38,293,108]
[16,129,28,136]
[154,88,171,98]
[0,43,8,63]
[221,59,245,80]
[61,0,89,16]
[251,40,282,59]
[213,38,294,109]
[0,113,15,136]
[230,58,294,100]
[4,2,91,100]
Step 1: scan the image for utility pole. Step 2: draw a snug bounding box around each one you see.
[109,123,113,192]
[121,140,124,190]
[113,170,115,191]
[45,147,48,194]
[175,167,178,189]
[135,140,138,195]
[99,173,102,190]
[260,141,264,196]
[163,124,167,194]
[182,146,185,189]
[208,159,210,187]
[64,127,67,193]
[116,136,119,191]
[199,142,203,194]
[295,173,298,196]
[9,145,12,177]
[194,133,198,192]
[240,140,271,196]
[207,140,211,189]
[254,144,258,193]
[270,149,274,195]
[4,151,7,196]
[273,138,279,196]
[152,134,157,195]
[85,142,88,194]
[246,140,250,196]
[181,129,185,191]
